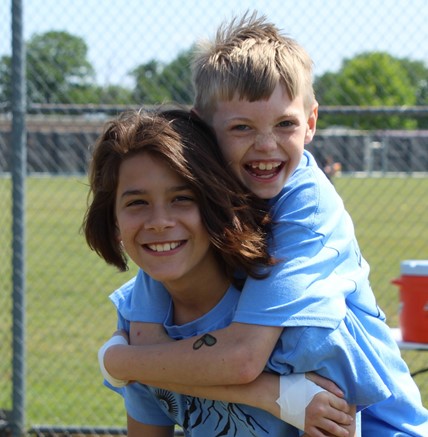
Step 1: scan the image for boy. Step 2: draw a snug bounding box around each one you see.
[101,12,428,435]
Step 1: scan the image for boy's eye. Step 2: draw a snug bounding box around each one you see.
[277,120,294,128]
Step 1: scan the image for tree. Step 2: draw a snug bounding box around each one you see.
[130,48,194,105]
[130,60,171,104]
[0,55,12,104]
[399,58,428,128]
[160,49,194,104]
[314,52,427,129]
[27,31,96,103]
[0,30,98,104]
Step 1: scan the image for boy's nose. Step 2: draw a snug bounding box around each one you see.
[254,132,278,152]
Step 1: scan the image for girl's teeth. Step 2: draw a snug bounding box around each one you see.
[149,242,180,252]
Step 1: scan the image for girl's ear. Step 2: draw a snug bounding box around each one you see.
[304,101,318,145]
[115,224,122,243]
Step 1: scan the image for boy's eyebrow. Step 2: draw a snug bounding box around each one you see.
[224,111,301,123]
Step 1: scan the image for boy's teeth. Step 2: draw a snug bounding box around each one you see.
[149,242,180,252]
[251,162,280,171]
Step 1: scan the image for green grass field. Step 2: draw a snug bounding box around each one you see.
[0,175,427,429]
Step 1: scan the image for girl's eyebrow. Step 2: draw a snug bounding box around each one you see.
[119,184,191,199]
[119,188,146,199]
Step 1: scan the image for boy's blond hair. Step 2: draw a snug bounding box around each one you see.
[192,11,315,119]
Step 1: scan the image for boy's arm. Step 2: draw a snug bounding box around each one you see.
[103,331,354,437]
[130,322,171,345]
[157,373,355,437]
[120,321,283,385]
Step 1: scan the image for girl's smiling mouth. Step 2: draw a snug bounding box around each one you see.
[145,241,185,253]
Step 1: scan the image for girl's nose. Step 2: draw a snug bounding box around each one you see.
[144,206,175,232]
[254,132,278,152]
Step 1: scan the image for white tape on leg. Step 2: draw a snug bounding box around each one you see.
[98,335,129,388]
[276,373,325,431]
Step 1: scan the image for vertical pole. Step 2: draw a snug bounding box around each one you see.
[11,0,26,436]
[381,138,388,175]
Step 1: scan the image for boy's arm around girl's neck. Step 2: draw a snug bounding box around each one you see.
[107,321,283,386]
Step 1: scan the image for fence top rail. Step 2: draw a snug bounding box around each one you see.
[2,103,428,116]
[2,117,428,137]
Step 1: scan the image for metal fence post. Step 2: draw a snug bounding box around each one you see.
[11,0,27,435]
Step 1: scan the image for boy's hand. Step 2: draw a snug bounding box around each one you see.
[112,329,129,343]
[304,391,356,437]
[304,372,356,437]
[277,373,354,436]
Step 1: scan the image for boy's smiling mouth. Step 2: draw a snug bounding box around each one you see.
[245,161,284,179]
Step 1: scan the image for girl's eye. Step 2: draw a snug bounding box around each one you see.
[174,195,195,203]
[231,124,250,131]
[126,199,147,207]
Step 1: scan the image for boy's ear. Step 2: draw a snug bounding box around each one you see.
[190,107,200,117]
[304,101,318,145]
[191,107,211,124]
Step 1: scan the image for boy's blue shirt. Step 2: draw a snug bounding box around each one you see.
[110,149,428,435]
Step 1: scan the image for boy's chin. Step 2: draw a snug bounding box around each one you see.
[251,184,284,200]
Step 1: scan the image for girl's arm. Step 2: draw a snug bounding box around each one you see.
[127,414,174,437]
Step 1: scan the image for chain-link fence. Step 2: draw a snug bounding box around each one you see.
[1,0,428,435]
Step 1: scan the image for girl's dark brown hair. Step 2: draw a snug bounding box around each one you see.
[83,107,274,285]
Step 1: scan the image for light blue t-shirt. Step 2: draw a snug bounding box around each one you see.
[110,286,300,436]
[118,150,428,435]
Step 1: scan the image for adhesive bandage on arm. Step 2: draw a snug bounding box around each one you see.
[98,335,129,388]
[276,373,326,431]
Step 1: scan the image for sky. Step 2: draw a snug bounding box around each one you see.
[1,0,428,86]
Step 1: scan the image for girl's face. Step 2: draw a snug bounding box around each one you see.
[115,152,214,290]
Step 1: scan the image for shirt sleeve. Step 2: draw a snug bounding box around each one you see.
[234,155,367,328]
[110,270,171,323]
[102,301,174,425]
[267,319,392,407]
[124,383,175,426]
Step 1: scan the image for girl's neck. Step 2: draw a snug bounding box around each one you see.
[166,266,231,326]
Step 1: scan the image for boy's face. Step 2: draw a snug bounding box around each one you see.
[211,83,318,199]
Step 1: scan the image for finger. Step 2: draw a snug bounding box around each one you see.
[329,396,352,416]
[307,421,350,437]
[112,329,129,341]
[306,372,344,398]
[310,393,352,422]
[328,408,353,426]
